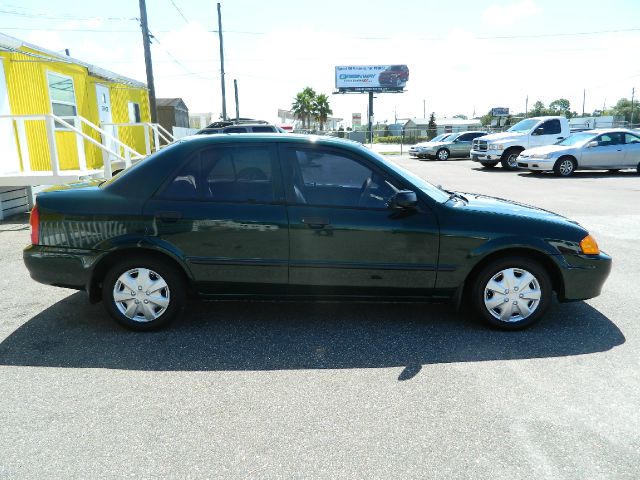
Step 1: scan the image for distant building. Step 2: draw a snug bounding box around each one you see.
[189,112,212,129]
[403,117,482,137]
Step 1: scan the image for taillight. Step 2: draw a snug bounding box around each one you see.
[29,206,39,245]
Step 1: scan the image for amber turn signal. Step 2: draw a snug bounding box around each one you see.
[580,234,600,255]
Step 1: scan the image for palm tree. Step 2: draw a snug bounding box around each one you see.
[291,87,317,130]
[314,94,332,131]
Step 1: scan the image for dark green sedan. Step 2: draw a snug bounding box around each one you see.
[24,134,611,331]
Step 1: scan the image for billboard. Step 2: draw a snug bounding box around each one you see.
[491,107,509,116]
[352,113,362,127]
[335,65,409,92]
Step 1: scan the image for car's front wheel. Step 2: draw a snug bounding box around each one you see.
[102,256,186,331]
[500,148,522,170]
[553,157,576,177]
[471,256,552,330]
[436,148,450,161]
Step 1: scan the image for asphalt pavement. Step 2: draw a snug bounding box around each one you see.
[0,157,638,479]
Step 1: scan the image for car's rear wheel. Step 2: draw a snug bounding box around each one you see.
[554,157,576,177]
[481,161,499,168]
[500,148,522,170]
[102,257,186,331]
[436,148,450,161]
[471,256,552,330]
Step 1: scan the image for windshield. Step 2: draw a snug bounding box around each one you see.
[557,132,596,146]
[507,119,539,133]
[431,134,447,142]
[366,149,450,203]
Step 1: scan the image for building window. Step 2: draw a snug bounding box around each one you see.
[128,102,141,123]
[47,72,77,129]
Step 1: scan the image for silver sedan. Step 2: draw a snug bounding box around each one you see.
[516,128,640,176]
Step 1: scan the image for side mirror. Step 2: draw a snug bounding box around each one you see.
[390,190,417,209]
[533,127,544,135]
[587,141,598,148]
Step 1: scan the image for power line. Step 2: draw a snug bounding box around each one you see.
[167,0,189,24]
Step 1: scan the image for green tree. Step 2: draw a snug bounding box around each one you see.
[291,87,317,129]
[549,98,572,117]
[453,114,468,120]
[313,93,332,131]
[427,112,437,139]
[529,101,548,117]
[611,97,640,123]
[480,110,493,126]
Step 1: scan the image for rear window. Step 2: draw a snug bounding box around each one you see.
[251,126,276,133]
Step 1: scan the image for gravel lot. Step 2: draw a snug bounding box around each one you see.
[0,157,638,479]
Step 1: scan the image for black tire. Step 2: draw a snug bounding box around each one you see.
[102,256,186,331]
[470,256,552,330]
[481,161,499,168]
[436,148,450,161]
[637,162,640,174]
[500,148,522,170]
[553,157,576,177]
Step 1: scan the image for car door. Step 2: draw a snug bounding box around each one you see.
[449,134,468,157]
[280,143,440,295]
[624,132,640,167]
[580,132,626,168]
[143,142,289,294]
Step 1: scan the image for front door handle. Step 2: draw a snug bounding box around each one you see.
[302,217,329,229]
[156,211,182,222]
[557,136,565,140]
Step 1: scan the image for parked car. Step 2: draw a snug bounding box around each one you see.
[24,134,611,331]
[379,65,409,88]
[409,134,452,159]
[471,116,570,170]
[517,129,640,176]
[414,131,488,160]
[196,120,280,135]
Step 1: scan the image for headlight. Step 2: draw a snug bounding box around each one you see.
[530,153,553,159]
[580,234,600,255]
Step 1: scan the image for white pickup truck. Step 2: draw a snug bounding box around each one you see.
[470,116,570,170]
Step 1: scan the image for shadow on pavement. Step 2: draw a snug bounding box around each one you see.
[0,293,624,380]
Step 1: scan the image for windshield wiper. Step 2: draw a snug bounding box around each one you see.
[443,189,468,203]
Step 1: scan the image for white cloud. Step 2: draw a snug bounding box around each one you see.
[482,0,540,26]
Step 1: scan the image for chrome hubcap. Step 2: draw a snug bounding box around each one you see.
[113,268,170,322]
[508,154,518,167]
[559,160,574,175]
[438,150,448,160]
[483,268,541,322]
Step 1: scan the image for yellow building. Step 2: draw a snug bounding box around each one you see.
[0,33,162,218]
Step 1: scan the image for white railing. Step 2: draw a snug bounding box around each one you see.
[101,121,175,155]
[0,113,145,179]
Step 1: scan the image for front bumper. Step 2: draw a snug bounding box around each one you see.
[470,150,504,162]
[23,244,97,291]
[556,251,612,301]
[516,156,556,171]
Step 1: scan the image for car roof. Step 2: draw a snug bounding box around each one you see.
[177,133,365,149]
[578,128,634,134]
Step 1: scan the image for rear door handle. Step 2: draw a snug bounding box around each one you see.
[302,217,329,229]
[156,211,182,222]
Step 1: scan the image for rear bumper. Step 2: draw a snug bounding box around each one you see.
[23,244,96,291]
[556,251,612,301]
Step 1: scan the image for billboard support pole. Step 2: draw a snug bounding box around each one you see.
[368,91,374,144]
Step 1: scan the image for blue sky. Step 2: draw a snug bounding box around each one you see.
[2,0,640,124]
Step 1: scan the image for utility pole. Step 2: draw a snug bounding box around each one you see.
[138,0,157,123]
[631,87,636,128]
[217,2,227,121]
[525,95,529,117]
[582,88,586,117]
[234,79,239,122]
[368,91,374,144]
[423,99,425,118]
